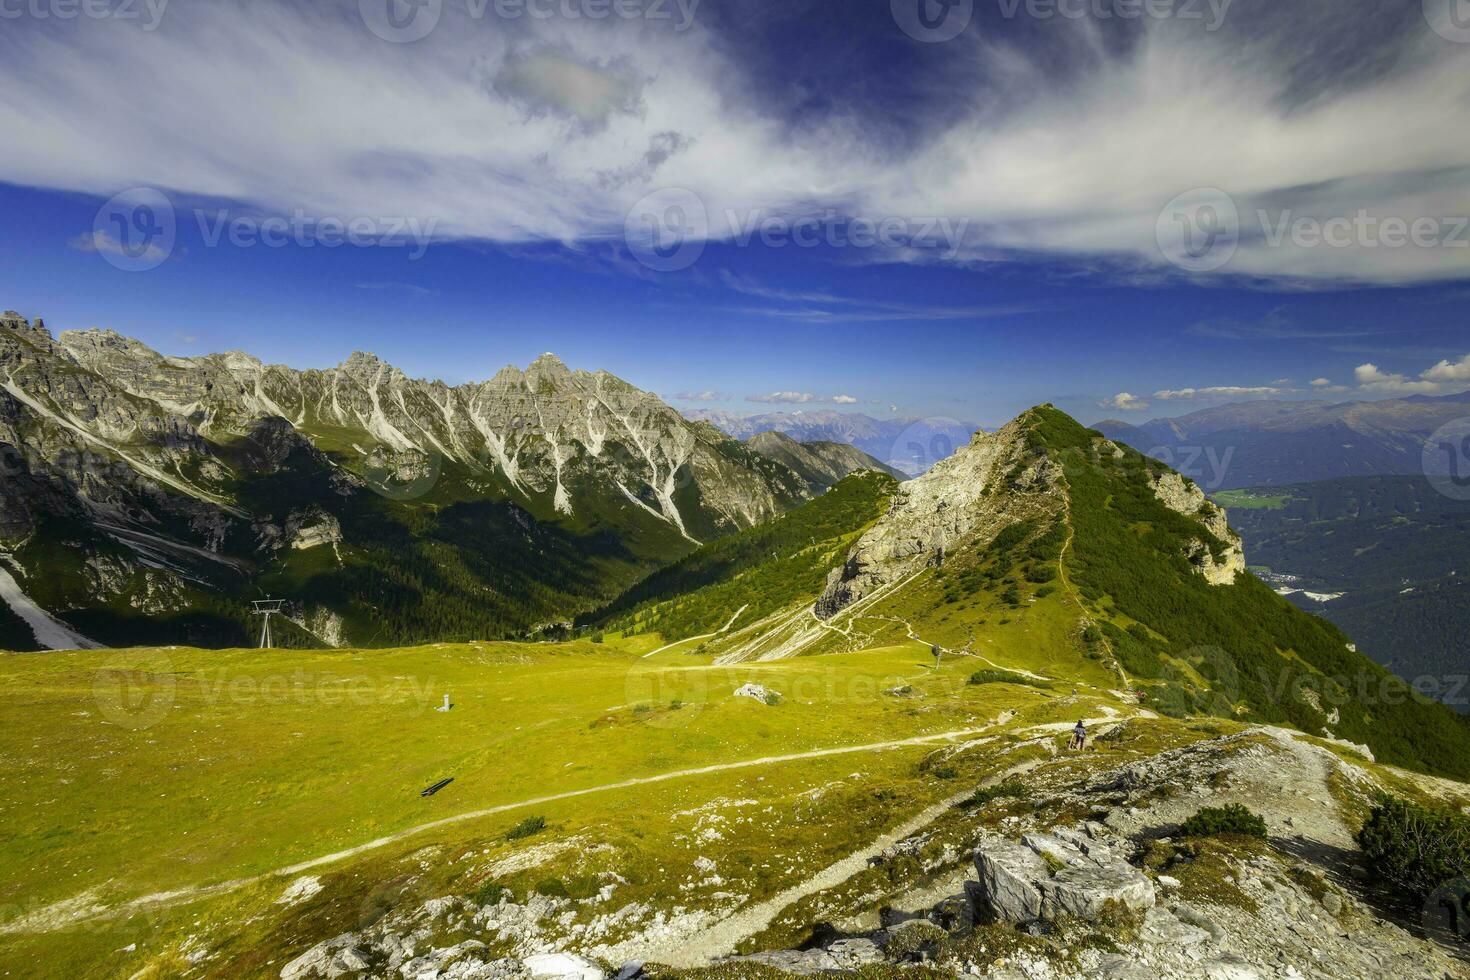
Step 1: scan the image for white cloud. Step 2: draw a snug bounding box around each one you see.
[4,1,1468,285]
[68,230,170,265]
[675,390,721,402]
[1422,354,1470,383]
[746,392,859,405]
[748,392,816,404]
[1153,386,1285,401]
[1101,392,1150,412]
[1310,377,1332,387]
[1353,358,1468,395]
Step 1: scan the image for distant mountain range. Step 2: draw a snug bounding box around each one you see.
[0,312,889,651]
[686,409,978,475]
[1094,392,1470,489]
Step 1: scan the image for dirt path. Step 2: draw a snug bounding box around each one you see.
[642,757,1049,967]
[642,604,749,658]
[4,723,1010,935]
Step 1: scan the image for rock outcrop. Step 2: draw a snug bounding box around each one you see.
[1150,472,1246,585]
[972,828,1155,925]
[814,413,1060,619]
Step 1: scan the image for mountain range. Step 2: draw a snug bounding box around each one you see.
[1095,393,1470,489]
[0,312,890,651]
[685,409,978,476]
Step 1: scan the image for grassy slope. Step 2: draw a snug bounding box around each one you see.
[1027,407,1470,779]
[591,472,898,641]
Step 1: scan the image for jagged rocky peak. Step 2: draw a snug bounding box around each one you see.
[816,410,1054,618]
[338,350,395,381]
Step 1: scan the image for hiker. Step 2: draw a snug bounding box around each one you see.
[1069,719,1087,751]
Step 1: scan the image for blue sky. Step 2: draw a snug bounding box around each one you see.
[1,0,1467,427]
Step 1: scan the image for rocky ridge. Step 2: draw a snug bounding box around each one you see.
[0,312,816,648]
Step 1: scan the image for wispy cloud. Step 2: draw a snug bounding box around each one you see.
[717,271,1051,324]
[673,389,722,402]
[68,230,171,265]
[354,281,436,295]
[746,392,860,405]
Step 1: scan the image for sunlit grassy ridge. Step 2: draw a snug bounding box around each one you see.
[1026,407,1470,778]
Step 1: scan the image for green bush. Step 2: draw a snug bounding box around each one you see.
[962,780,1029,809]
[931,765,959,780]
[505,815,547,840]
[969,669,1050,690]
[1357,795,1470,899]
[471,881,510,905]
[1180,804,1267,839]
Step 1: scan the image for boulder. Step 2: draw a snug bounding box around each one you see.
[733,682,779,705]
[523,953,605,980]
[970,830,1155,925]
[973,840,1049,923]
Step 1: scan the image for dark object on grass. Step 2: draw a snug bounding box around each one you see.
[506,815,548,840]
[421,778,454,797]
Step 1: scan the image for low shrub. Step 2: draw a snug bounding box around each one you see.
[506,815,547,840]
[968,669,1050,690]
[1357,795,1470,899]
[962,780,1029,809]
[1180,803,1267,840]
[471,881,510,906]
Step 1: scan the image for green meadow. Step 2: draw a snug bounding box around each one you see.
[0,635,1105,977]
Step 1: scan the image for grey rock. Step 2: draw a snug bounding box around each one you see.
[973,839,1049,923]
[971,830,1155,925]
